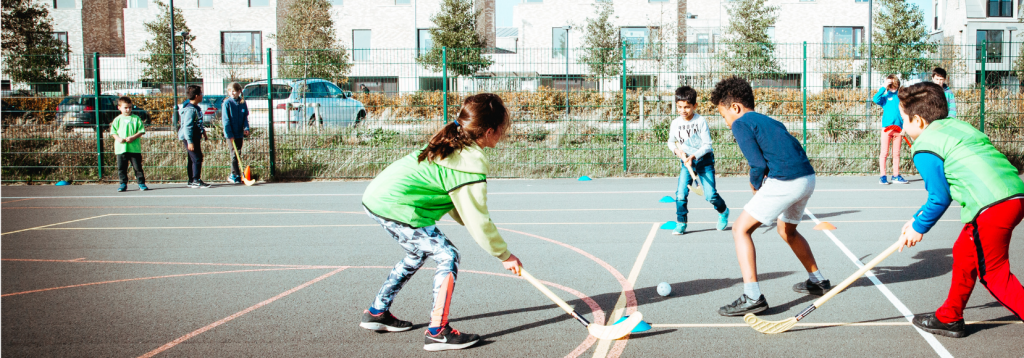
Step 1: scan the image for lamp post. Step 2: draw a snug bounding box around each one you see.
[170,0,178,129]
[563,25,571,114]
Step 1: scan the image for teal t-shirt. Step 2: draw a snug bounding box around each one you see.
[111,114,145,154]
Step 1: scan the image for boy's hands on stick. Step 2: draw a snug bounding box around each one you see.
[897,219,924,252]
[502,254,522,276]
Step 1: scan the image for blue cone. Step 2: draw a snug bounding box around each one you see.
[55,180,69,186]
[578,175,592,181]
[659,195,675,203]
[614,315,652,333]
[659,221,676,230]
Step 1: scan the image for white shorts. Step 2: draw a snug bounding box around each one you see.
[743,174,816,225]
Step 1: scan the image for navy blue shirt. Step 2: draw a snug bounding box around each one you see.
[731,111,815,190]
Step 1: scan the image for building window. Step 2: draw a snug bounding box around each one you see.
[552,27,568,58]
[329,0,342,4]
[127,0,146,8]
[976,30,1003,62]
[221,32,262,64]
[854,0,868,2]
[621,27,654,58]
[690,33,714,53]
[417,29,433,57]
[766,26,775,43]
[395,0,410,4]
[51,32,69,62]
[249,0,269,7]
[823,26,864,58]
[53,0,75,8]
[198,0,212,7]
[987,0,1012,17]
[353,29,371,61]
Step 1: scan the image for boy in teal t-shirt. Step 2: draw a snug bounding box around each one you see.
[111,96,148,192]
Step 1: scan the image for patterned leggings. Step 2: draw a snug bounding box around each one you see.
[365,208,460,328]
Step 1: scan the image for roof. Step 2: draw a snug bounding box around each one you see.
[496,27,518,38]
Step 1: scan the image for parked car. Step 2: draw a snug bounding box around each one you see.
[58,95,151,131]
[177,95,226,128]
[241,79,366,128]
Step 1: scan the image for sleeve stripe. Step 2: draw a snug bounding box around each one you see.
[447,179,487,193]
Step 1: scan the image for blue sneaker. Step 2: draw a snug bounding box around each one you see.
[228,174,239,184]
[892,175,908,184]
[138,184,149,191]
[879,176,890,185]
[672,222,687,235]
[117,184,127,192]
[717,208,730,231]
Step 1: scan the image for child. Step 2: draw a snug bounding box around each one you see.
[222,82,250,184]
[111,96,148,192]
[667,86,729,234]
[360,93,523,351]
[711,76,830,316]
[178,85,210,188]
[873,74,908,185]
[931,67,957,118]
[895,82,1024,338]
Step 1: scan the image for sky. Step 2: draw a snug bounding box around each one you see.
[495,0,935,30]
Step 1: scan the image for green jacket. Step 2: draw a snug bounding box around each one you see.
[911,119,1024,223]
[362,144,511,260]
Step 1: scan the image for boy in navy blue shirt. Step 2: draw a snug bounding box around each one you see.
[711,76,830,316]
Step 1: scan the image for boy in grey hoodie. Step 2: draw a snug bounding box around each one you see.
[178,85,210,188]
[668,86,729,234]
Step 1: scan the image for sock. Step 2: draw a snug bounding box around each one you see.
[368,307,384,315]
[808,270,824,284]
[743,282,761,299]
[428,326,443,335]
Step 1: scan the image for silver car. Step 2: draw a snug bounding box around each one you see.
[241,79,366,129]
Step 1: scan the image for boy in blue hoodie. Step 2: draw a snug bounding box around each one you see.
[222,82,250,184]
[178,85,210,188]
[873,74,908,185]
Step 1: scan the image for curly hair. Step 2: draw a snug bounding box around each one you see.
[418,93,511,163]
[898,82,948,124]
[709,76,755,110]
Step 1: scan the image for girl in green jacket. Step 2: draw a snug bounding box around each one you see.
[360,93,522,352]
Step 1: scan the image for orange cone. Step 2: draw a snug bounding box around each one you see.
[244,166,252,181]
[813,222,837,231]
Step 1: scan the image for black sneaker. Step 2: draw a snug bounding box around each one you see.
[718,294,769,316]
[912,313,966,338]
[793,279,832,296]
[187,181,198,188]
[423,325,480,351]
[359,310,412,332]
[194,180,212,188]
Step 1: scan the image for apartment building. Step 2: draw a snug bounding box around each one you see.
[931,0,1022,87]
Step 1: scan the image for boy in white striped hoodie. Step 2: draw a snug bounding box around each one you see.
[668,86,730,235]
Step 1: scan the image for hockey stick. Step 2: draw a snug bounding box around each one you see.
[519,268,643,340]
[744,239,903,334]
[231,140,255,186]
[673,142,703,196]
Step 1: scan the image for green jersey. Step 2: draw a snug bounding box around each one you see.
[111,114,145,154]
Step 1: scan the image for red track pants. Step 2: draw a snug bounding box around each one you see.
[935,198,1024,323]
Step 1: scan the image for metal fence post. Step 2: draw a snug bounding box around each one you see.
[621,46,627,173]
[442,47,448,124]
[93,52,103,180]
[266,48,276,179]
[979,40,986,133]
[802,42,808,147]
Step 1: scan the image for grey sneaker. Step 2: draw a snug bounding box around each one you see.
[359,310,413,332]
[793,279,832,296]
[718,294,769,316]
[913,312,966,338]
[194,180,212,188]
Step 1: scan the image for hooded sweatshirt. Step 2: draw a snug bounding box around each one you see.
[362,144,510,260]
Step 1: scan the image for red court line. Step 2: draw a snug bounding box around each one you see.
[1,267,313,297]
[137,267,347,358]
[498,228,634,358]
[1,198,36,204]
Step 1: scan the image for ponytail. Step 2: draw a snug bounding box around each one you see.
[227,82,245,104]
[418,93,510,163]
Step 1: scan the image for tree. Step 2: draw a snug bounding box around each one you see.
[721,0,781,79]
[872,0,936,78]
[273,0,352,81]
[1,0,73,89]
[139,0,201,84]
[578,3,622,83]
[418,0,493,78]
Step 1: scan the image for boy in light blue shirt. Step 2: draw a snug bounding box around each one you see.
[667,86,729,234]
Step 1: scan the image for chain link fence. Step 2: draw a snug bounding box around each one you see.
[3,42,1021,183]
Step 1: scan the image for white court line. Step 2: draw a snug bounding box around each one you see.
[592,223,659,358]
[805,208,953,358]
[1,188,926,200]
